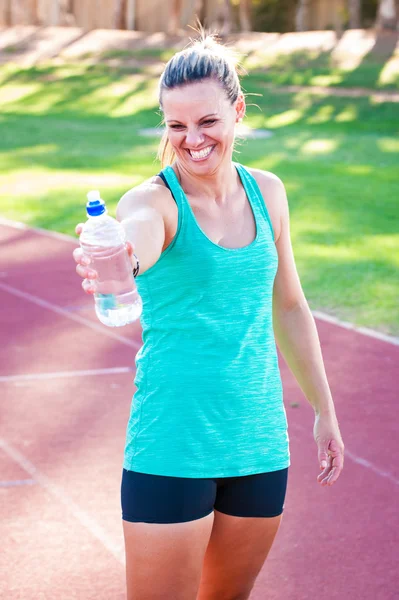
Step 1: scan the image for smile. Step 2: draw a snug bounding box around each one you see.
[187,145,215,161]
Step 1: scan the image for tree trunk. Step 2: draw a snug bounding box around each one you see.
[113,0,126,29]
[50,0,60,25]
[295,0,311,32]
[220,0,232,35]
[348,0,361,28]
[168,0,183,34]
[238,0,251,32]
[2,0,12,25]
[126,0,135,30]
[333,0,345,36]
[194,0,206,25]
[376,0,397,29]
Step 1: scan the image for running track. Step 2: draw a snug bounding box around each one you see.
[0,219,398,600]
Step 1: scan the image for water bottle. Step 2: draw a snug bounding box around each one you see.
[79,190,142,327]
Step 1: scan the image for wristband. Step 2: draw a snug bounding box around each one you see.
[132,254,140,278]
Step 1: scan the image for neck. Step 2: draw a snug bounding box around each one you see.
[173,155,239,205]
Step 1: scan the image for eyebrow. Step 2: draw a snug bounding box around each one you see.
[166,113,218,124]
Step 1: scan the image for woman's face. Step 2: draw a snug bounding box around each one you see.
[161,79,245,174]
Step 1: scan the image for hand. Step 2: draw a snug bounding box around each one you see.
[72,223,137,295]
[313,412,344,487]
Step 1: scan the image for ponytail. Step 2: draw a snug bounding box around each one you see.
[157,130,176,169]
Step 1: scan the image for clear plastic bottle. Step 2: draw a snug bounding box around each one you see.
[80,190,142,327]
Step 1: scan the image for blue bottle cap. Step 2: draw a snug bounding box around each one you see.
[86,190,106,216]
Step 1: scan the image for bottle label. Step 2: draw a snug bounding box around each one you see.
[96,293,118,311]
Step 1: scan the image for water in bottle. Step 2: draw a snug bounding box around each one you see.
[79,190,142,327]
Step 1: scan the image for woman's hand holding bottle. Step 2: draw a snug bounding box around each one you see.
[73,222,136,295]
[73,191,142,327]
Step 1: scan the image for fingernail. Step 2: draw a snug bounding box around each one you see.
[321,461,327,468]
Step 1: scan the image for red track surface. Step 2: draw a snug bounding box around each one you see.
[0,221,398,600]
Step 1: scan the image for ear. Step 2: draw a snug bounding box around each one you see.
[235,93,246,123]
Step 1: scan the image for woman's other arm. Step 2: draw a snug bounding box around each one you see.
[255,170,344,487]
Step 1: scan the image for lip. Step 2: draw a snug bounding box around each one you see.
[185,145,216,162]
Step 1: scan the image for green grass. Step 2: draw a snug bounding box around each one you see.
[100,48,176,62]
[242,49,399,90]
[0,60,398,335]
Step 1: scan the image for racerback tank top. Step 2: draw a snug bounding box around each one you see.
[123,163,290,477]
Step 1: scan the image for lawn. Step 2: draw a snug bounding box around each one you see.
[0,59,398,335]
[242,48,399,90]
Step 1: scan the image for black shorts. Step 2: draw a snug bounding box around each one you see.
[121,467,289,524]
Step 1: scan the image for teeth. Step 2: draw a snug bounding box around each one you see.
[190,146,213,159]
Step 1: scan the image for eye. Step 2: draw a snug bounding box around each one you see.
[169,124,185,130]
[202,119,217,126]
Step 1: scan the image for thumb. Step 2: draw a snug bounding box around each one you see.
[318,447,329,469]
[125,241,135,255]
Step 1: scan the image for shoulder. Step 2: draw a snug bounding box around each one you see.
[246,167,288,242]
[116,174,176,223]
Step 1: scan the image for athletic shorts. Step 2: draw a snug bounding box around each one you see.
[121,467,289,524]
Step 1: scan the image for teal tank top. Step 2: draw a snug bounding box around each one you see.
[123,163,290,477]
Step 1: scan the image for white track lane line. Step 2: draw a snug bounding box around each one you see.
[312,310,399,347]
[0,479,36,487]
[1,217,398,346]
[0,367,134,383]
[0,282,140,350]
[290,422,399,486]
[0,437,125,565]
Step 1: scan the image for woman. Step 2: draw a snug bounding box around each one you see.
[74,34,344,600]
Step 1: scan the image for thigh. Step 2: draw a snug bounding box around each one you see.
[123,513,214,600]
[121,469,216,600]
[197,469,289,600]
[121,468,216,523]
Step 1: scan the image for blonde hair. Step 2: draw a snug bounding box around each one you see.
[157,33,243,168]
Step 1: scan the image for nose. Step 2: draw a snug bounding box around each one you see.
[185,127,204,148]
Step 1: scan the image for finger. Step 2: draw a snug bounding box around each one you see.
[82,279,96,295]
[75,223,85,236]
[318,456,343,486]
[317,454,332,480]
[125,241,135,255]
[319,465,335,486]
[326,458,344,485]
[318,448,329,470]
[76,264,97,280]
[321,468,340,486]
[73,247,91,266]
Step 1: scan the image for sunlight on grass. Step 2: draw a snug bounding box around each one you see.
[0,83,41,104]
[301,139,337,155]
[344,165,373,175]
[335,105,357,122]
[377,138,399,153]
[378,54,399,87]
[306,104,335,124]
[110,78,159,118]
[0,169,140,197]
[300,235,399,267]
[311,75,343,86]
[266,109,302,128]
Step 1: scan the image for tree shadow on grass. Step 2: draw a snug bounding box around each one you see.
[244,30,399,91]
[338,30,399,90]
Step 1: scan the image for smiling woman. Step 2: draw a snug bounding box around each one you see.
[72,31,345,600]
[157,36,244,170]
